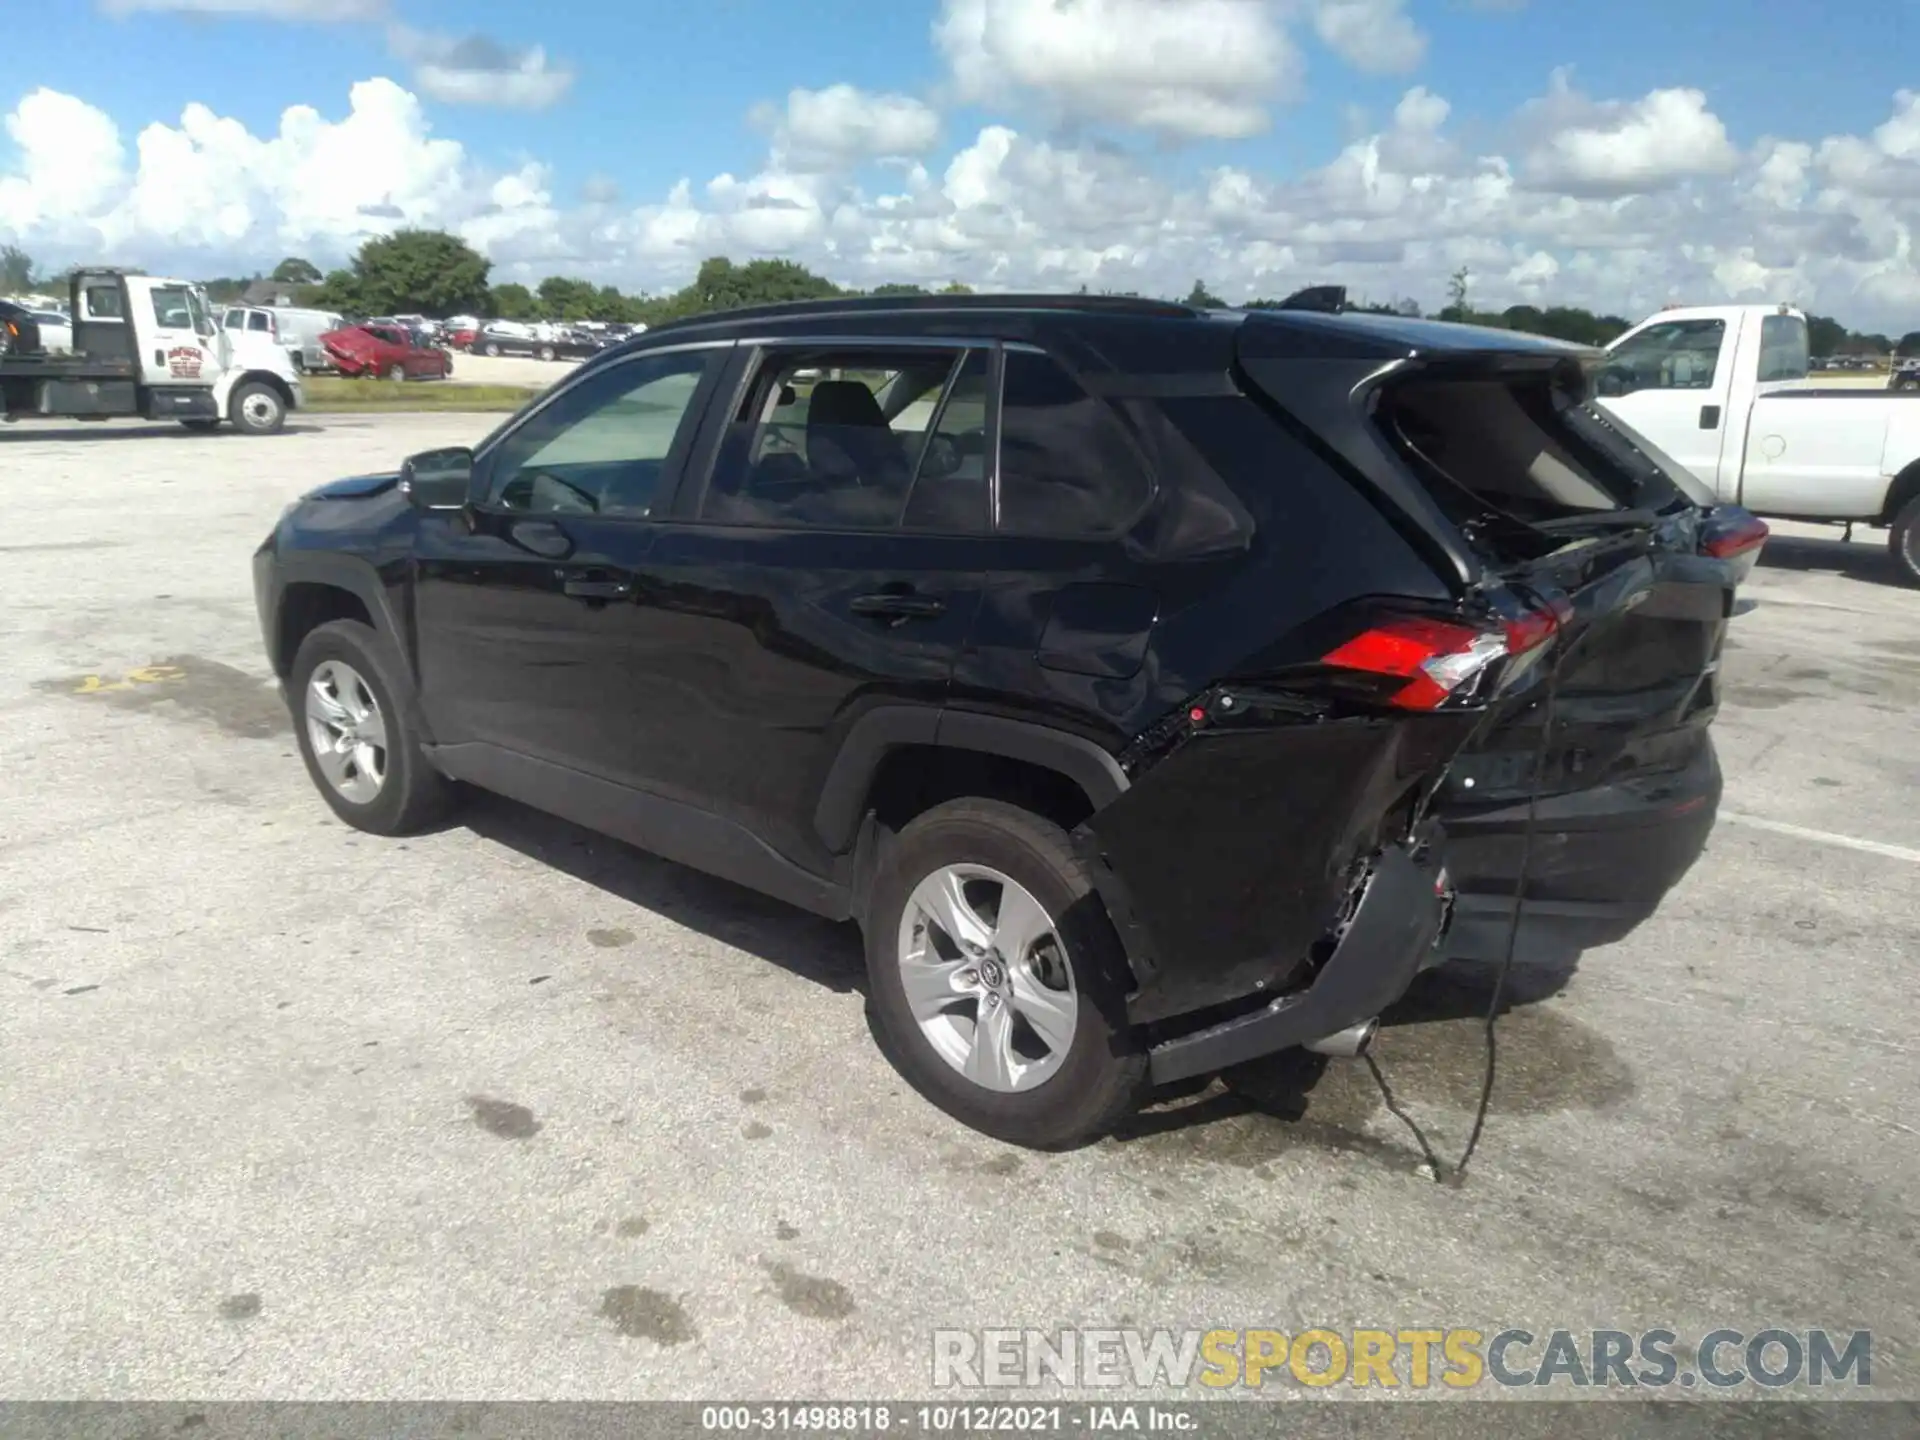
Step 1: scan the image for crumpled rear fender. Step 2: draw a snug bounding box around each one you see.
[1075,708,1479,1025]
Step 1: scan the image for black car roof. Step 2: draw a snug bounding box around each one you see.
[627,292,1594,364]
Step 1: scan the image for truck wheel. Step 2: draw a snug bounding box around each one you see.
[863,798,1147,1148]
[229,381,287,435]
[386,364,407,383]
[290,619,456,835]
[1890,495,1920,587]
[180,418,221,433]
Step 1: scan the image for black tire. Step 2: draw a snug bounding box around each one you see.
[180,418,220,432]
[539,345,556,362]
[288,619,455,835]
[1890,495,1920,587]
[864,798,1146,1148]
[228,380,287,435]
[484,342,502,357]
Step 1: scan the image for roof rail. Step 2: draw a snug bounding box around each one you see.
[645,291,1198,335]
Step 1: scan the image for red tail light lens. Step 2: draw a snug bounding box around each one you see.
[1703,511,1769,559]
[1322,617,1509,710]
[1323,601,1564,711]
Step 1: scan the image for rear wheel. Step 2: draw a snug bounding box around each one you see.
[484,342,502,357]
[228,381,286,435]
[864,799,1146,1148]
[539,344,557,362]
[386,364,407,383]
[1889,495,1920,587]
[289,619,455,834]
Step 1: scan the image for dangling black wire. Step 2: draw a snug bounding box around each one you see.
[1370,612,1581,1185]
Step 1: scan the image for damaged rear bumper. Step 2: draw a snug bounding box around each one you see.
[1146,845,1450,1085]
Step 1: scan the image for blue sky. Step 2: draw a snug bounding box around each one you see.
[4,1,1919,326]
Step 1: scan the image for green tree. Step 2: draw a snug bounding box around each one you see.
[1895,331,1920,358]
[1437,266,1473,322]
[869,283,930,297]
[311,268,365,314]
[536,275,602,320]
[1,244,35,292]
[1184,278,1225,308]
[939,280,973,295]
[330,229,490,317]
[488,282,537,320]
[271,256,322,286]
[1805,314,1849,359]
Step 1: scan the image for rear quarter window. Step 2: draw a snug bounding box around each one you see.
[996,350,1152,537]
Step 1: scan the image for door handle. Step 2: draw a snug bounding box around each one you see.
[1699,404,1721,429]
[850,592,946,622]
[563,574,632,601]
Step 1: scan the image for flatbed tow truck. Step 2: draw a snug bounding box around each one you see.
[1,269,301,435]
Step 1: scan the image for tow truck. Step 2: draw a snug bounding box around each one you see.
[1,269,301,435]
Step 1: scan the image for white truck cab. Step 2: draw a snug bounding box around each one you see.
[1597,303,1920,583]
[1,270,302,434]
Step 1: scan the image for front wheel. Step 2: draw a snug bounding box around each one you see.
[484,342,502,357]
[1889,495,1920,587]
[228,381,287,435]
[386,364,407,383]
[539,345,556,362]
[864,799,1146,1148]
[289,620,455,834]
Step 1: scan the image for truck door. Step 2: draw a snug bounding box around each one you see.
[135,280,218,390]
[1594,316,1736,493]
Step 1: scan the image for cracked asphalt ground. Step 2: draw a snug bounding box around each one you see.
[1,415,1916,1406]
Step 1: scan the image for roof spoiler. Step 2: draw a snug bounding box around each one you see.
[1277,284,1347,314]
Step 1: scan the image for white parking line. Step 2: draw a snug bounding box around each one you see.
[1724,812,1920,865]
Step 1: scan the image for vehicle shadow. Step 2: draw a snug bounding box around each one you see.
[1112,944,1592,1160]
[0,422,326,441]
[456,787,1603,1158]
[1756,532,1903,585]
[456,789,867,994]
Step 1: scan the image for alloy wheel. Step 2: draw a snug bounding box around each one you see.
[305,660,388,804]
[895,864,1078,1093]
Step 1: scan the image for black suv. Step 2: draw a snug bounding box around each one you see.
[254,292,1765,1147]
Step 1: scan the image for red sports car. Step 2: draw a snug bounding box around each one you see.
[321,323,452,380]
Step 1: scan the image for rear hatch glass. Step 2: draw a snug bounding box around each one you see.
[1373,368,1692,561]
[1369,363,1728,768]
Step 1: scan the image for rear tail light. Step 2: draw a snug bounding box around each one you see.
[1702,509,1769,559]
[1322,601,1562,711]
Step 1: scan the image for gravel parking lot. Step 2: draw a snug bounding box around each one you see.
[2,414,1917,1406]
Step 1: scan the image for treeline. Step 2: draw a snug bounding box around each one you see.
[14,233,1913,356]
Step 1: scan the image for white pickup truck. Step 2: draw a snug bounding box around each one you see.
[1596,304,1920,583]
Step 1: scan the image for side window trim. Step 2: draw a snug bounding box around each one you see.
[469,342,732,522]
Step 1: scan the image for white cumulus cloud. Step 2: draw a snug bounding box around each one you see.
[755,85,942,172]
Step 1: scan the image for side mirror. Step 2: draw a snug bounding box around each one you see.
[399,446,474,510]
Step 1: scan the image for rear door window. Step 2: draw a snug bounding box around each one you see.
[699,346,968,531]
[995,349,1151,537]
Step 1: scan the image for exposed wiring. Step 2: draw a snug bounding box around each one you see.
[1446,636,1568,1185]
[1371,600,1583,1185]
